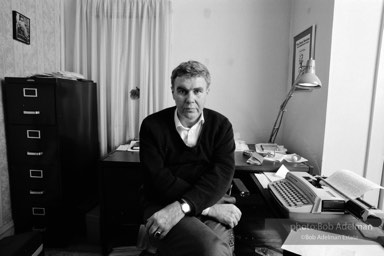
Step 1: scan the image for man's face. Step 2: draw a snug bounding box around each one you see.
[172,76,209,127]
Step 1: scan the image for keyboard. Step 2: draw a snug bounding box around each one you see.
[268,179,313,213]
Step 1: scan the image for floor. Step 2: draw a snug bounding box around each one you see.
[44,233,143,256]
[44,233,103,256]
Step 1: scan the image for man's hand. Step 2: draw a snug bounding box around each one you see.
[145,201,184,240]
[204,204,242,228]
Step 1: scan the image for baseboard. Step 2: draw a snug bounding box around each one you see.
[0,220,14,240]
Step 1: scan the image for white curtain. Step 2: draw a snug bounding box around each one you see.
[73,0,171,156]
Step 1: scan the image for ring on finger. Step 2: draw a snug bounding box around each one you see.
[154,230,162,238]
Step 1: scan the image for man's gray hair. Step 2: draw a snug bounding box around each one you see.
[171,60,211,89]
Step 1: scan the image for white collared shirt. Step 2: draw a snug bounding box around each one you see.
[174,109,205,147]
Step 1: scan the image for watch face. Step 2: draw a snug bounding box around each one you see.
[181,202,191,213]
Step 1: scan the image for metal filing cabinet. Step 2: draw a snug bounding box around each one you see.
[2,77,99,246]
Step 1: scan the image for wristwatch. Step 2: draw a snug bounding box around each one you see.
[178,199,191,215]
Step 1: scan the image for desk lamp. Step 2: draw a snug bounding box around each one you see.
[268,58,322,143]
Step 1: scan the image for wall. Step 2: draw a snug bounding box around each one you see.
[282,0,334,175]
[170,0,292,143]
[322,0,383,176]
[285,0,384,205]
[322,0,384,205]
[64,0,292,143]
[0,0,62,238]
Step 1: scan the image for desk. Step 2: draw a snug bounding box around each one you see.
[234,172,384,256]
[99,149,312,255]
[99,151,142,255]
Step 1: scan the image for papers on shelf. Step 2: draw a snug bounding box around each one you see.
[30,71,86,80]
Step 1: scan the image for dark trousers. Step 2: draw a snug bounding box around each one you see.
[150,216,233,256]
[140,190,234,256]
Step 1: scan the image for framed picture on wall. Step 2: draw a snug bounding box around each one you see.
[12,11,30,45]
[292,25,316,86]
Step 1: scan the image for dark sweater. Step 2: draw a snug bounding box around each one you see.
[139,106,235,215]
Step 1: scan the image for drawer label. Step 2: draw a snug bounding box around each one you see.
[29,169,43,178]
[23,88,38,97]
[27,130,41,139]
[32,207,45,216]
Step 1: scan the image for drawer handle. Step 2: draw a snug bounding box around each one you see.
[29,190,45,195]
[27,151,43,156]
[23,111,40,115]
[32,207,45,216]
[23,88,38,97]
[30,169,43,178]
[27,130,41,139]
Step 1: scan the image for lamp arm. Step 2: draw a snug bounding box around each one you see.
[268,85,297,143]
[267,61,321,143]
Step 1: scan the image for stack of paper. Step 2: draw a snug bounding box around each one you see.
[116,140,140,152]
[255,143,287,154]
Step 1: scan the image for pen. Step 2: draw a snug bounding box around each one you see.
[260,145,264,151]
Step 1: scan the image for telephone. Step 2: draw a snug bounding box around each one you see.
[268,172,346,217]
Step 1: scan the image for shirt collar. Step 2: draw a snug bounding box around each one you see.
[174,108,205,130]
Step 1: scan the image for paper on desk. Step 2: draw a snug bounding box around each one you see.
[275,164,290,178]
[324,169,384,199]
[264,153,308,163]
[116,140,139,152]
[260,165,289,186]
[235,140,249,152]
[254,165,289,189]
[282,228,384,256]
[284,154,308,163]
[116,144,130,151]
[264,172,284,183]
[254,173,270,189]
[264,153,286,162]
[255,143,287,154]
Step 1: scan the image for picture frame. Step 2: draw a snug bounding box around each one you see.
[13,11,30,45]
[292,25,316,86]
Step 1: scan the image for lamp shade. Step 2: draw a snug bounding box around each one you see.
[295,58,322,88]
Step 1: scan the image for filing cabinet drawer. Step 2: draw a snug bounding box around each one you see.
[3,83,56,125]
[29,204,74,246]
[7,126,58,164]
[13,203,52,233]
[10,164,61,203]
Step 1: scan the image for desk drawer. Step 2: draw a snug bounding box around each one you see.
[4,83,56,125]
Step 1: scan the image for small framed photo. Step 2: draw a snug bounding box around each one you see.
[13,11,30,45]
[292,25,316,85]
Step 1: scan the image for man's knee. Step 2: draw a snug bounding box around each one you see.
[200,236,232,256]
[157,217,232,256]
[159,236,231,256]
